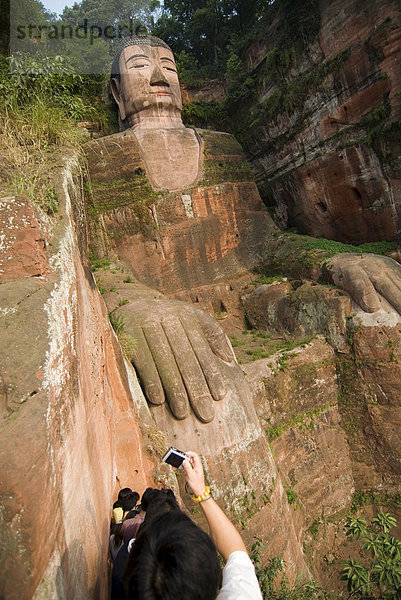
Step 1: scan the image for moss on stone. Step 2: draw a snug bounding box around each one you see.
[257,233,397,281]
[197,130,253,185]
[266,401,336,442]
[200,130,244,156]
[237,47,352,149]
[86,173,159,217]
[201,159,252,186]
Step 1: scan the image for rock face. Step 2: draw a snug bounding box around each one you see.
[237,0,401,244]
[0,162,156,599]
[0,195,50,281]
[241,280,351,352]
[246,337,354,524]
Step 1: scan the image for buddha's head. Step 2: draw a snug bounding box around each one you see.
[111,35,182,129]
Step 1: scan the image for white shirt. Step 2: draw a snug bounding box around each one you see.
[217,551,263,599]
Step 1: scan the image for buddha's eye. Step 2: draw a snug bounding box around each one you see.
[130,63,149,69]
[164,66,177,73]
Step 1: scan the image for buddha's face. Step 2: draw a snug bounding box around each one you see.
[112,44,182,125]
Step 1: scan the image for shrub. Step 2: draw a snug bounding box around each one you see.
[341,512,401,598]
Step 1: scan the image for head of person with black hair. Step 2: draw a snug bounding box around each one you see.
[143,488,180,522]
[122,491,140,515]
[112,487,134,527]
[124,510,221,600]
[139,487,160,512]
[117,487,133,504]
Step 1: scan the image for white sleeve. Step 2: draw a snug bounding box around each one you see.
[216,551,263,600]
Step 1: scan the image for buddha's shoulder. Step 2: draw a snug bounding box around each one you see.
[194,129,245,159]
[194,129,252,186]
[84,131,144,182]
[84,130,141,157]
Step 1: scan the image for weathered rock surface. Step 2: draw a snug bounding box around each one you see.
[345,311,401,485]
[244,338,354,572]
[239,0,401,243]
[238,273,401,580]
[241,280,351,351]
[0,163,156,599]
[0,195,50,281]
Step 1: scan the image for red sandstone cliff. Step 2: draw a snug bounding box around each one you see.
[231,0,401,244]
[0,159,156,599]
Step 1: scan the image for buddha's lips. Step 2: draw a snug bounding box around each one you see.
[150,91,172,95]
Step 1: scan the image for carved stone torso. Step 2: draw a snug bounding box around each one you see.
[84,129,275,295]
[134,125,201,191]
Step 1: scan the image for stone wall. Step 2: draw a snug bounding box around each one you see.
[0,157,156,599]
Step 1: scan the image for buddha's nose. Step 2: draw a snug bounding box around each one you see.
[150,64,169,86]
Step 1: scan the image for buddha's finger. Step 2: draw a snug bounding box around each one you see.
[180,313,227,402]
[162,316,214,423]
[195,310,235,363]
[371,269,401,315]
[142,323,189,420]
[341,265,381,313]
[129,323,165,405]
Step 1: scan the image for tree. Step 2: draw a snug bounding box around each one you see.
[61,0,160,34]
[341,512,401,598]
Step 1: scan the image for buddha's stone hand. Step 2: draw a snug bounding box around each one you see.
[322,253,401,313]
[111,287,235,423]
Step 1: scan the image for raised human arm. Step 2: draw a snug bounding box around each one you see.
[183,451,246,561]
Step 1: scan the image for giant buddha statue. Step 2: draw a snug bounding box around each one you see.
[85,34,401,428]
[83,32,401,573]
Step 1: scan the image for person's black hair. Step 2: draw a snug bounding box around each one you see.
[122,491,140,513]
[140,487,160,512]
[125,510,221,600]
[144,488,180,522]
[117,488,132,506]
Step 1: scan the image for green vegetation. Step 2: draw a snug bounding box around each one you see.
[251,537,330,599]
[285,487,298,506]
[201,158,252,185]
[252,513,401,598]
[254,233,397,284]
[0,51,117,211]
[109,311,125,335]
[265,403,335,442]
[236,47,350,143]
[182,100,229,130]
[90,257,111,271]
[109,309,136,358]
[86,173,160,233]
[245,344,295,362]
[341,512,401,598]
[306,519,322,539]
[351,490,401,513]
[295,234,397,263]
[250,275,285,286]
[229,335,245,348]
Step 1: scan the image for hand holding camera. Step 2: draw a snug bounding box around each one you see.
[162,447,207,498]
[182,451,207,498]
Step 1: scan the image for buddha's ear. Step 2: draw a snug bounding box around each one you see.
[110,77,126,121]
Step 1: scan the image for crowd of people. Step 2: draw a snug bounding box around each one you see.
[109,451,263,599]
